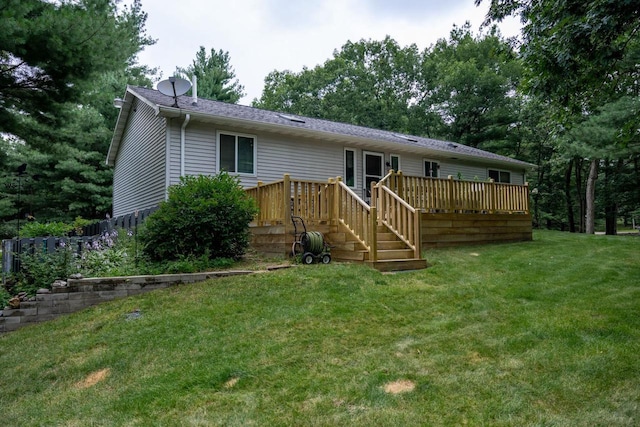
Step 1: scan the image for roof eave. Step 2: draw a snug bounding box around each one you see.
[106,87,162,166]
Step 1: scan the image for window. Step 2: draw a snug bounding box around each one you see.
[390,154,400,172]
[345,148,356,188]
[217,132,256,175]
[488,169,511,183]
[424,160,439,178]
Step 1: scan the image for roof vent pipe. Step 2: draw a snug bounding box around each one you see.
[191,75,198,106]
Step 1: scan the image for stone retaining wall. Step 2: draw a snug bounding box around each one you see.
[0,270,256,334]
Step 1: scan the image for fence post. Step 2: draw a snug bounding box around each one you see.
[283,174,291,226]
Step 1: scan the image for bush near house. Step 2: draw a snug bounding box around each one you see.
[140,172,258,261]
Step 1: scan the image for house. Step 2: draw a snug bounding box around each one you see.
[108,85,534,270]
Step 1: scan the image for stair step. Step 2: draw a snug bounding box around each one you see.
[366,258,428,272]
[376,240,408,250]
[330,250,366,261]
[372,249,416,260]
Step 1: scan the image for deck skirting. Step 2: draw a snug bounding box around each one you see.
[421,212,532,248]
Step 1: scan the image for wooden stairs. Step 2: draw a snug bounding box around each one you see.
[326,224,427,272]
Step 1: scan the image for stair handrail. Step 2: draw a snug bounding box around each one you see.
[335,179,372,251]
[374,183,422,258]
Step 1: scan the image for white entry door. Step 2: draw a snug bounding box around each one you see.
[363,151,384,201]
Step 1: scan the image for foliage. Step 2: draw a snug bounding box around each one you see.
[10,241,76,295]
[175,46,245,103]
[0,231,638,425]
[255,36,424,134]
[140,173,258,261]
[0,285,10,309]
[422,23,523,150]
[478,0,640,233]
[0,0,156,224]
[20,221,73,238]
[0,0,155,143]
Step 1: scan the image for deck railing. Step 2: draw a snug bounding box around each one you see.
[373,182,421,258]
[335,179,373,255]
[394,172,529,214]
[245,172,529,260]
[246,176,374,255]
[246,175,335,226]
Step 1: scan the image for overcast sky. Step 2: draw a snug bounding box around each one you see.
[135,0,521,105]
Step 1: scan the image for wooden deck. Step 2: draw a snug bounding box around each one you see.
[246,172,532,271]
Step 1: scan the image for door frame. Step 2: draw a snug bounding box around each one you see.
[363,150,384,200]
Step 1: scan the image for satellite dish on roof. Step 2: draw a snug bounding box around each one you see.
[157,76,191,107]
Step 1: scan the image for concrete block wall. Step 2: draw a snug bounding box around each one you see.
[0,270,254,333]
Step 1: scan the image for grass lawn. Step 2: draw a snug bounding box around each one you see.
[1,230,638,426]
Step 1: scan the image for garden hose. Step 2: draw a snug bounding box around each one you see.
[301,231,324,255]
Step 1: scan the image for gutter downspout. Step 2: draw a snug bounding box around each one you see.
[180,113,190,177]
[165,119,171,200]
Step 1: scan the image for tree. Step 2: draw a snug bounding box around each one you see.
[477,0,640,233]
[420,23,523,150]
[175,46,245,103]
[255,36,423,134]
[0,0,154,144]
[0,0,156,236]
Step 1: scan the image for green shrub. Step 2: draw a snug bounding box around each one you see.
[20,221,73,238]
[0,285,10,309]
[12,242,76,294]
[140,173,258,261]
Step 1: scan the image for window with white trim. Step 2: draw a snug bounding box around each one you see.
[488,169,511,183]
[345,148,356,188]
[217,131,256,175]
[424,159,439,178]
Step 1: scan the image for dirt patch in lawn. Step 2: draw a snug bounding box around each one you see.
[76,368,110,389]
[383,379,415,394]
[224,377,239,388]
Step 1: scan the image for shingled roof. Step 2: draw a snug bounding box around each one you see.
[108,85,534,169]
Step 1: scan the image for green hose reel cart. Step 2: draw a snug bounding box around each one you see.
[291,215,331,265]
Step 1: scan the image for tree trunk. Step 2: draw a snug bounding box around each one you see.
[564,159,576,232]
[585,159,599,234]
[574,158,585,233]
[604,161,617,235]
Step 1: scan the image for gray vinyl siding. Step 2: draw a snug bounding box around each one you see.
[167,120,182,187]
[185,122,216,177]
[164,120,526,195]
[169,125,346,188]
[250,132,344,187]
[112,99,166,217]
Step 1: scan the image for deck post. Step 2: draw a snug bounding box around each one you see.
[489,178,496,213]
[524,182,530,214]
[414,208,422,259]
[448,175,454,213]
[256,181,263,226]
[334,176,342,224]
[328,178,336,224]
[283,174,291,226]
[370,205,378,263]
[397,170,404,199]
